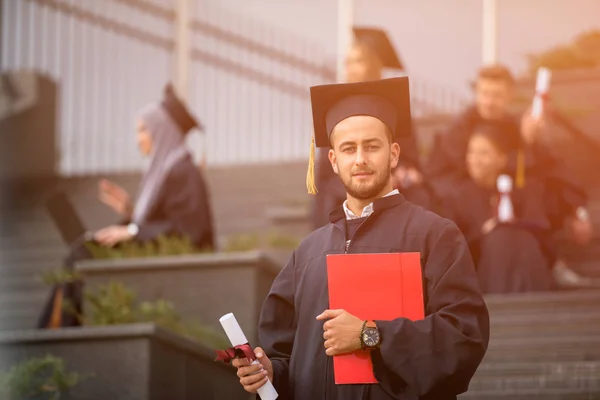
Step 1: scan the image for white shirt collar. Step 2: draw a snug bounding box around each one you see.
[343,189,400,220]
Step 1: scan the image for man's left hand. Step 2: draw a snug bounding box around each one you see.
[316,309,363,356]
[94,225,133,247]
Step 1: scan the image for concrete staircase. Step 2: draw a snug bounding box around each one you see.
[461,290,600,399]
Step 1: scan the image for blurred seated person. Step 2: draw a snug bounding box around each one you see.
[312,27,429,229]
[38,84,215,328]
[428,64,592,282]
[443,123,555,293]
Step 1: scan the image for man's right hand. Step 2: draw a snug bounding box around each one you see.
[98,179,133,218]
[231,347,273,394]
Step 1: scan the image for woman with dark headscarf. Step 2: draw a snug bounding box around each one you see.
[38,85,215,328]
[94,86,214,250]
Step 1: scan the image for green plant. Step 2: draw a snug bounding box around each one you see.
[224,231,303,252]
[40,269,82,287]
[267,232,301,250]
[223,233,261,252]
[70,282,228,349]
[84,235,209,260]
[0,354,87,400]
[137,300,228,349]
[81,282,137,326]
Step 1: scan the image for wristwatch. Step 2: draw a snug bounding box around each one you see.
[360,320,381,350]
[127,223,139,237]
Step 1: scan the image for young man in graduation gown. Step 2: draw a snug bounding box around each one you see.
[425,64,593,284]
[233,78,489,399]
[38,84,215,328]
[442,122,554,293]
[312,27,429,230]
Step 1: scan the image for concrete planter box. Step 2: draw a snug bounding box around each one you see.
[0,323,248,400]
[76,251,281,346]
[265,206,311,238]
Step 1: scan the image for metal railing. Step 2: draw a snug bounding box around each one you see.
[1,0,468,176]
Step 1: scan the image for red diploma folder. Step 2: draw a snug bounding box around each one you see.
[326,252,424,384]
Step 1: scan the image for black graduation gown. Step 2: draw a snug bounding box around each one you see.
[130,155,215,250]
[425,106,587,223]
[259,194,489,400]
[526,145,588,233]
[311,126,431,230]
[37,156,215,328]
[442,178,554,294]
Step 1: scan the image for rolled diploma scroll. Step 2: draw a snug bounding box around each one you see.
[219,313,278,400]
[532,67,551,118]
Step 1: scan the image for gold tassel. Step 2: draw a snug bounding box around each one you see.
[306,135,318,195]
[516,148,525,188]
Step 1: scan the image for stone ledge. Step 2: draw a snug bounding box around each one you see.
[484,289,600,311]
[76,250,280,276]
[0,323,245,400]
[0,323,214,362]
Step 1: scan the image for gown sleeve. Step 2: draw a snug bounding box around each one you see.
[371,220,490,398]
[257,251,298,396]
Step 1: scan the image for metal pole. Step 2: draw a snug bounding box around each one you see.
[174,0,192,102]
[337,0,354,83]
[482,0,497,65]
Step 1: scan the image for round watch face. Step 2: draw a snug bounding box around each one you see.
[362,327,380,348]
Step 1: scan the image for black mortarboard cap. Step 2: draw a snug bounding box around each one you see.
[305,77,411,194]
[310,77,411,148]
[160,83,203,134]
[353,27,404,70]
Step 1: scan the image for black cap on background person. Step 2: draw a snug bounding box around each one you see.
[161,83,204,135]
[346,27,405,83]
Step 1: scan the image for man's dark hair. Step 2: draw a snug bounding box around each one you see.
[472,121,520,155]
[477,64,515,86]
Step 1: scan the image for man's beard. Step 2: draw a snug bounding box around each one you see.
[339,167,391,200]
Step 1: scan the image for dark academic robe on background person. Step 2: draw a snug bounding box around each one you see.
[260,193,489,400]
[426,106,587,227]
[311,126,431,230]
[37,103,215,329]
[424,107,520,201]
[442,176,554,294]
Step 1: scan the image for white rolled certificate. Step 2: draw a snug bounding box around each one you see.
[219,313,279,400]
[532,67,552,118]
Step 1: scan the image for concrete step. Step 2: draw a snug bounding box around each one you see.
[0,291,49,310]
[474,361,600,378]
[0,276,49,292]
[469,374,599,393]
[0,309,42,331]
[460,388,600,400]
[0,237,63,251]
[490,312,600,337]
[484,290,600,315]
[485,334,600,363]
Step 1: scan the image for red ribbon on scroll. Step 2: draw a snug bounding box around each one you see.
[214,343,256,364]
